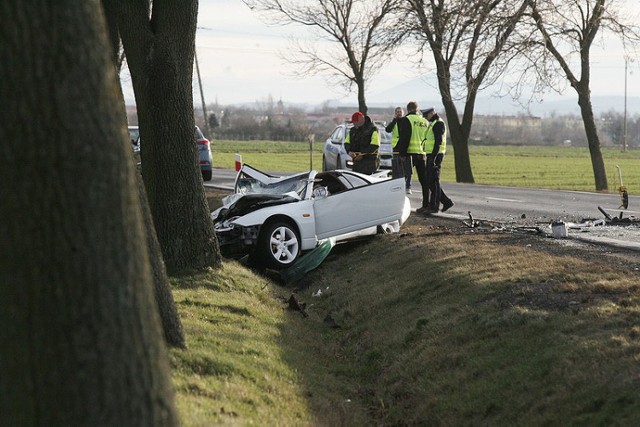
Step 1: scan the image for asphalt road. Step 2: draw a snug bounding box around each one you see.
[206,168,640,251]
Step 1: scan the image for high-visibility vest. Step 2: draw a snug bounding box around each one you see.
[423,118,447,154]
[390,121,400,148]
[406,114,429,154]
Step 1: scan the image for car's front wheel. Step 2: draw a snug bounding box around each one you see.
[256,221,301,269]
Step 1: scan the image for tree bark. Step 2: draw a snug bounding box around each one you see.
[0,1,178,425]
[577,88,608,191]
[357,78,368,115]
[102,0,186,348]
[136,170,187,348]
[437,67,476,183]
[113,0,222,274]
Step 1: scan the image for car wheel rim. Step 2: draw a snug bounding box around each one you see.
[269,226,299,264]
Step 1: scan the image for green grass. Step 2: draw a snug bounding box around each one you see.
[169,262,373,425]
[211,140,640,193]
[169,223,640,425]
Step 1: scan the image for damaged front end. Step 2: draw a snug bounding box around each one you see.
[212,192,301,259]
[214,220,261,259]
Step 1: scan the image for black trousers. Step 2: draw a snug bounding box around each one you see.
[391,154,413,190]
[427,153,452,209]
[408,153,428,207]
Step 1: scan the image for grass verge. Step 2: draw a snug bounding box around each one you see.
[170,194,640,424]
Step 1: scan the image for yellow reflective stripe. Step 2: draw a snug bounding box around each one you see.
[371,130,380,146]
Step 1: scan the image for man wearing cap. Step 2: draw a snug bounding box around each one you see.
[396,101,430,212]
[344,111,380,175]
[423,107,454,213]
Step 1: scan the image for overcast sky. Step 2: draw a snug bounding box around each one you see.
[120,0,640,113]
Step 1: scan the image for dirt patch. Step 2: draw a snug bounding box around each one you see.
[396,212,640,312]
[403,212,640,269]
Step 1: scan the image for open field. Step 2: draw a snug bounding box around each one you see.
[169,189,640,425]
[211,140,640,193]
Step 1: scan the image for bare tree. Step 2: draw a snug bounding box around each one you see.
[244,0,399,114]
[0,1,178,424]
[106,0,222,274]
[403,0,529,183]
[522,0,640,191]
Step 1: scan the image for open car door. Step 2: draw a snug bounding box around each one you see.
[313,176,406,240]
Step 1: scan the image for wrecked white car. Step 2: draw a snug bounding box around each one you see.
[211,165,411,269]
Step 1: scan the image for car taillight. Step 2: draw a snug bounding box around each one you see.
[197,138,210,147]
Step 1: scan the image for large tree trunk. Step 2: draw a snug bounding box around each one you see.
[442,102,475,183]
[357,78,368,114]
[436,62,475,183]
[113,0,222,275]
[102,0,186,348]
[0,1,178,425]
[136,170,187,348]
[577,88,608,191]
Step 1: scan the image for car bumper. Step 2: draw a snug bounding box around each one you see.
[215,222,259,259]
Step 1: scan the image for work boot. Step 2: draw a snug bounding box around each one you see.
[417,206,437,215]
[441,200,454,212]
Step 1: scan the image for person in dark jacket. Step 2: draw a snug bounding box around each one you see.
[345,111,379,175]
[423,107,454,213]
[386,106,412,193]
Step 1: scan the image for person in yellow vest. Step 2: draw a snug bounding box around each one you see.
[345,111,380,175]
[396,101,430,212]
[422,107,454,213]
[385,106,412,194]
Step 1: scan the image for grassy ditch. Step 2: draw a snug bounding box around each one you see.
[169,191,640,425]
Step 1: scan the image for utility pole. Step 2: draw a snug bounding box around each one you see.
[194,50,210,137]
[623,56,628,152]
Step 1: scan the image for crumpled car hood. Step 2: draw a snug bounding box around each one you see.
[214,193,299,223]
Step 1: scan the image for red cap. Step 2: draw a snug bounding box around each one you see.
[350,111,364,123]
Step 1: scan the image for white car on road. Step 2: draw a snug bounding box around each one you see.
[211,165,411,269]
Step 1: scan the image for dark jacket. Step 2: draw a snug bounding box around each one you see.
[345,115,379,174]
[345,115,378,155]
[384,118,398,133]
[427,113,445,155]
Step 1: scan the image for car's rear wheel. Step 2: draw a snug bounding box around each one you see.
[256,221,301,269]
[202,170,212,181]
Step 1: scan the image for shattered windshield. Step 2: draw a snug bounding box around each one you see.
[236,171,309,198]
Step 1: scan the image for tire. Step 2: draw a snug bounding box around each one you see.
[202,170,212,181]
[256,221,301,269]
